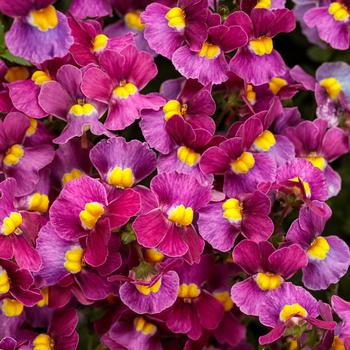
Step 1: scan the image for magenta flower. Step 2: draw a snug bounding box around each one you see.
[133,172,211,263]
[49,176,140,267]
[90,137,157,189]
[0,112,55,196]
[69,0,112,18]
[258,283,336,345]
[286,201,350,290]
[81,45,164,130]
[197,191,274,251]
[0,0,73,63]
[231,240,307,316]
[331,296,350,347]
[39,64,111,144]
[228,8,295,85]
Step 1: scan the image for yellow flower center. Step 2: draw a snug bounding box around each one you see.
[4,67,29,83]
[145,248,165,263]
[162,100,187,121]
[288,339,298,350]
[279,303,308,322]
[64,246,84,274]
[1,298,24,317]
[253,130,276,152]
[125,11,145,31]
[0,269,10,294]
[222,198,243,223]
[3,144,24,167]
[213,291,234,311]
[328,2,350,21]
[69,103,96,117]
[1,212,22,236]
[177,146,201,166]
[92,34,108,53]
[332,336,346,350]
[136,279,162,296]
[29,192,50,213]
[33,333,54,350]
[134,317,157,335]
[307,236,330,260]
[246,84,256,105]
[29,5,58,32]
[289,177,311,198]
[256,272,283,291]
[178,283,201,299]
[113,81,137,99]
[320,77,342,100]
[165,7,186,30]
[249,36,273,56]
[168,205,193,226]
[26,118,38,137]
[199,42,221,59]
[79,202,105,230]
[231,152,255,174]
[269,77,288,95]
[255,0,272,8]
[31,70,52,85]
[107,167,134,188]
[304,152,327,171]
[36,288,49,307]
[62,169,84,185]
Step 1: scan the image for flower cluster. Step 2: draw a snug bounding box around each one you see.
[0,0,350,349]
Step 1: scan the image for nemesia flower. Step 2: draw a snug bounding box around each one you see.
[240,0,286,14]
[38,64,111,144]
[286,201,350,290]
[331,296,350,348]
[197,191,274,251]
[102,312,162,350]
[304,0,350,49]
[0,0,73,63]
[141,78,216,154]
[49,176,140,267]
[69,0,112,18]
[141,0,208,59]
[36,222,120,305]
[172,12,248,85]
[133,172,211,263]
[0,178,42,272]
[200,118,277,196]
[0,112,55,196]
[81,45,164,130]
[284,118,348,197]
[258,283,336,345]
[162,256,225,340]
[68,17,134,66]
[228,8,295,85]
[90,137,156,189]
[231,240,307,316]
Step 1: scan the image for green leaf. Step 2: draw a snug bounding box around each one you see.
[0,22,5,50]
[0,50,32,66]
[307,46,332,63]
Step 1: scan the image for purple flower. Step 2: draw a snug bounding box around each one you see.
[172,12,248,85]
[228,8,295,85]
[133,172,211,264]
[0,0,73,63]
[241,0,286,14]
[140,78,216,154]
[90,137,156,189]
[0,178,42,272]
[331,296,350,347]
[38,64,111,144]
[286,201,350,290]
[231,240,307,316]
[258,282,336,345]
[69,0,112,18]
[284,118,348,197]
[197,191,274,251]
[81,45,164,130]
[49,176,140,267]
[141,0,208,59]
[0,112,55,196]
[304,0,350,49]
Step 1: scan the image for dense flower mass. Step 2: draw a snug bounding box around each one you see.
[0,0,350,349]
